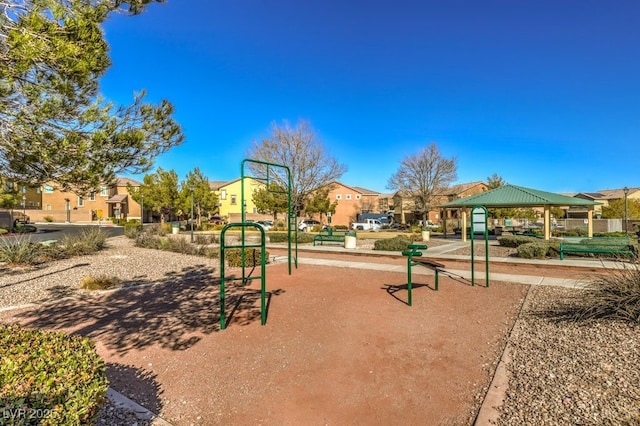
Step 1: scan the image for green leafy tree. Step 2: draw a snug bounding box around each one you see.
[550,206,565,220]
[253,183,289,221]
[387,143,457,226]
[1,0,183,195]
[179,168,218,227]
[246,119,347,215]
[305,186,337,224]
[128,168,179,223]
[602,198,640,219]
[0,179,19,209]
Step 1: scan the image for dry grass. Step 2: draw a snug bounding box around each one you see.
[80,275,121,291]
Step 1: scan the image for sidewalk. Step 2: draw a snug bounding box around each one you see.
[269,238,624,289]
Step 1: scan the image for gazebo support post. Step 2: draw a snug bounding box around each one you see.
[544,206,551,240]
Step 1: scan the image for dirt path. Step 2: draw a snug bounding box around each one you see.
[0,257,533,425]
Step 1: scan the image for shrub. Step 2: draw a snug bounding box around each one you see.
[517,242,550,259]
[60,228,107,256]
[497,235,539,248]
[0,324,108,425]
[145,223,168,236]
[124,222,143,238]
[374,236,413,251]
[225,248,269,267]
[541,262,640,323]
[0,228,7,235]
[43,215,54,222]
[81,274,121,290]
[0,236,41,265]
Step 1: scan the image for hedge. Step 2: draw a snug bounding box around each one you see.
[0,324,108,425]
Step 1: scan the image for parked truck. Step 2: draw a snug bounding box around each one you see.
[350,218,382,231]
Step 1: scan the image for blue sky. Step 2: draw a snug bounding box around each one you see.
[100,0,640,194]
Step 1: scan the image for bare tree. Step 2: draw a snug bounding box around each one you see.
[246,119,347,215]
[387,143,457,225]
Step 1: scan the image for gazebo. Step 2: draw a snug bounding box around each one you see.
[439,184,601,241]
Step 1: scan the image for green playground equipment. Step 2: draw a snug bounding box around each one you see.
[219,159,297,329]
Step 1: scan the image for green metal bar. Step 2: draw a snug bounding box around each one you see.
[407,256,413,306]
[241,159,296,275]
[219,222,267,329]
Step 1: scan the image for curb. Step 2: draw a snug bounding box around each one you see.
[106,388,173,425]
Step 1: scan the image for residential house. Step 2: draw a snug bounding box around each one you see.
[209,177,270,223]
[318,182,380,227]
[572,188,640,219]
[28,178,142,223]
[392,181,489,226]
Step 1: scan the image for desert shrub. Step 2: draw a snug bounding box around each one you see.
[43,215,54,222]
[134,233,162,250]
[81,274,121,290]
[268,232,314,244]
[0,228,7,235]
[0,324,108,425]
[225,248,269,267]
[60,228,107,256]
[145,223,168,236]
[167,236,197,255]
[334,225,349,231]
[374,235,413,251]
[0,236,41,265]
[124,222,143,238]
[517,242,550,259]
[541,262,640,323]
[497,235,539,248]
[12,224,38,233]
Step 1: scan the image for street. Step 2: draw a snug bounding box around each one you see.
[0,223,124,245]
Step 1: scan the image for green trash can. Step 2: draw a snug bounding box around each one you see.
[171,223,179,235]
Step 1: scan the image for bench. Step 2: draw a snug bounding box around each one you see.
[559,236,637,260]
[313,227,348,246]
[401,244,446,306]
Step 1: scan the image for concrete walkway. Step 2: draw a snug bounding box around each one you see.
[270,238,624,289]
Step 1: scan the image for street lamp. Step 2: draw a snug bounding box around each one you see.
[623,186,629,234]
[22,194,26,217]
[189,185,194,242]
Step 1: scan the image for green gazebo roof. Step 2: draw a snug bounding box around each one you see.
[439,184,601,208]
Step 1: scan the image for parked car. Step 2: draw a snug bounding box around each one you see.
[255,220,273,231]
[419,220,438,229]
[209,215,225,225]
[298,219,321,232]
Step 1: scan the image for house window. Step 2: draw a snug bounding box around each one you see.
[78,196,84,207]
[45,204,51,210]
[221,190,227,200]
[346,194,352,200]
[231,194,237,205]
[100,186,108,196]
[355,194,361,200]
[89,192,96,201]
[36,187,41,194]
[44,185,54,193]
[336,194,342,200]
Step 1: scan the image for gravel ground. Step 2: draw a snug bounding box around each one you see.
[496,285,640,425]
[2,236,639,425]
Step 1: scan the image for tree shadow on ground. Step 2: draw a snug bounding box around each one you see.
[105,363,163,415]
[15,264,284,355]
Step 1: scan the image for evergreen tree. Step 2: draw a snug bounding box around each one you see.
[1,0,183,194]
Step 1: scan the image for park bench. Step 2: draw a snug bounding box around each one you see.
[312,227,348,246]
[402,243,446,306]
[559,236,637,260]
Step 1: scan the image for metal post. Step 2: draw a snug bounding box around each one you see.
[22,195,26,217]
[189,185,194,242]
[623,186,629,234]
[140,193,144,224]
